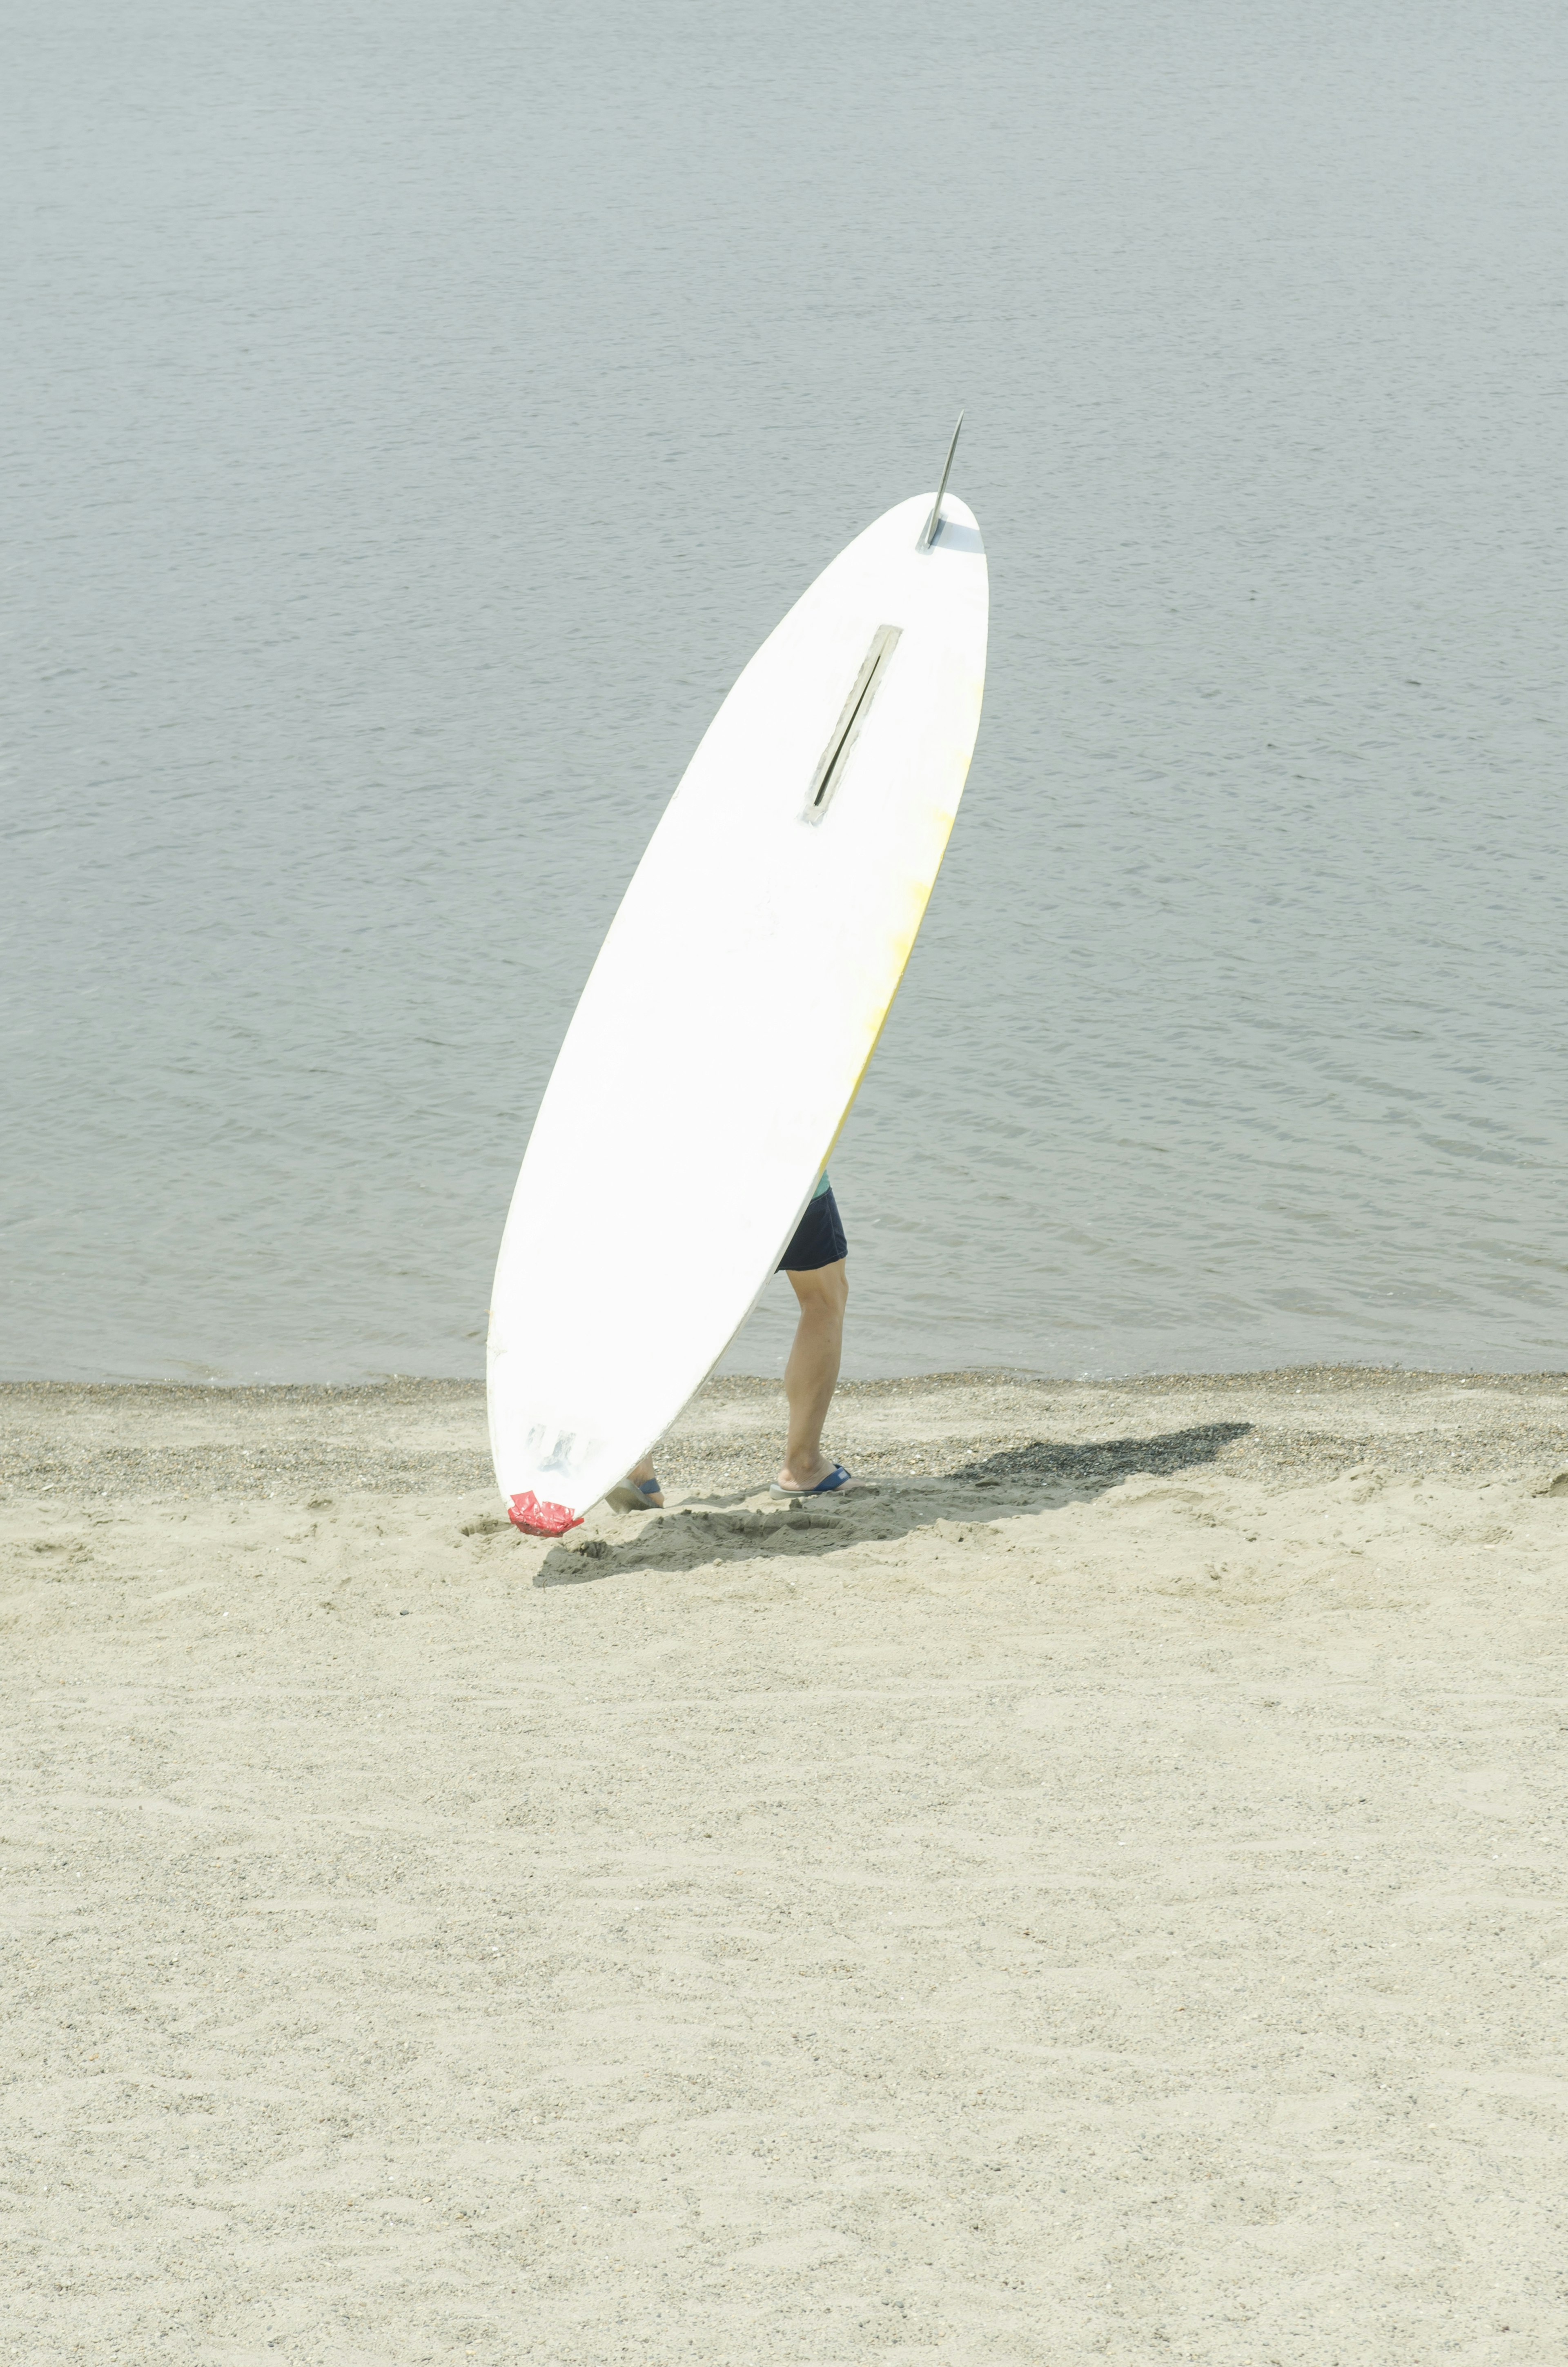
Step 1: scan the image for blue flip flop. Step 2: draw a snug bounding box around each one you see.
[607,1472,664,1511]
[769,1463,864,1500]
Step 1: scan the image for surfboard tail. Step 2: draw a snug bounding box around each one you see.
[916,412,964,550]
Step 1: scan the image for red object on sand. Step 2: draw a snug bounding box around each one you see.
[508,1491,582,1537]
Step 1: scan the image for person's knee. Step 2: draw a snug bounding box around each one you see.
[791,1258,847,1316]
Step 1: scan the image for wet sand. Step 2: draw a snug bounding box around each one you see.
[4,1370,1568,2363]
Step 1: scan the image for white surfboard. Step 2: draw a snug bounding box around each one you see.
[488,448,988,1533]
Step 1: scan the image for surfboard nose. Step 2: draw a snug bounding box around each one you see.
[508,1490,583,1536]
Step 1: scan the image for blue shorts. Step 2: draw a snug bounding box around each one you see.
[778,1183,847,1272]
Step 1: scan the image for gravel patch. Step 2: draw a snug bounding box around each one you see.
[4,1368,1566,1505]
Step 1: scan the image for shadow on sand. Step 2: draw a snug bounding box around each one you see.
[534,1420,1253,1587]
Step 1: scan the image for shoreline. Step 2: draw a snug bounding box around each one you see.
[4,1365,1566,1504]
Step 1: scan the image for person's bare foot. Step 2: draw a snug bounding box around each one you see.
[772,1454,874,1496]
[606,1455,663,1511]
[627,1454,663,1507]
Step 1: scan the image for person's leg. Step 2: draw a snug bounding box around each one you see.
[777,1258,850,1491]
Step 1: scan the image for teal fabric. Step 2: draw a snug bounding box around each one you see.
[812,1170,831,1199]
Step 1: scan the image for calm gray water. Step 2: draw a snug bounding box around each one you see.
[5,0,1566,1383]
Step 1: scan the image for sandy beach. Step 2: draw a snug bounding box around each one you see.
[4,1367,1568,2365]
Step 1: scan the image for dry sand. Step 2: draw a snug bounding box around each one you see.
[4,1369,1568,2365]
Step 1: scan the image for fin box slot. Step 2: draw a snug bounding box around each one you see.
[804,624,902,822]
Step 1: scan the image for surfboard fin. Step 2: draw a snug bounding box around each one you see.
[916,412,964,550]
